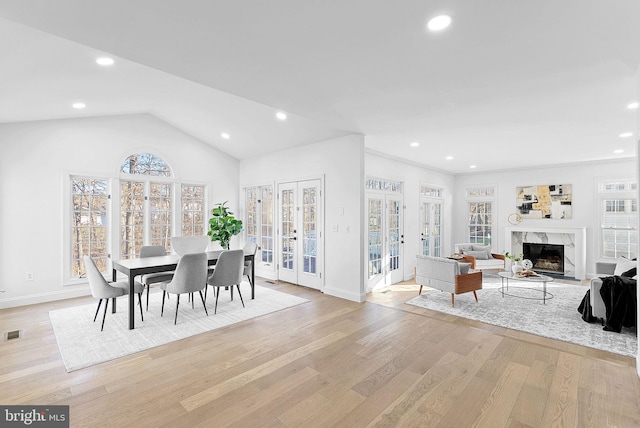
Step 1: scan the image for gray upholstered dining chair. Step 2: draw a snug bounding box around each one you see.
[242,242,258,287]
[140,245,175,311]
[84,256,144,331]
[159,252,208,324]
[171,235,209,255]
[206,249,245,314]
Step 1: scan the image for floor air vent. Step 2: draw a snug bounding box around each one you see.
[6,330,20,340]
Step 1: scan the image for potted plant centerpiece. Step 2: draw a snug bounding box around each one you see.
[504,251,524,274]
[207,201,243,250]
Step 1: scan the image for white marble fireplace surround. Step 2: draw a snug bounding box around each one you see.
[505,226,587,279]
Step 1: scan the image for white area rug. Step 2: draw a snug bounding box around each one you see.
[50,285,309,372]
[405,278,637,357]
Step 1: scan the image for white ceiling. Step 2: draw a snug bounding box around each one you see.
[1,0,639,173]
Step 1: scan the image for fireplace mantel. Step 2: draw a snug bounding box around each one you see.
[505,226,587,279]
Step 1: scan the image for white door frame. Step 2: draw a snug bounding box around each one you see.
[276,177,324,291]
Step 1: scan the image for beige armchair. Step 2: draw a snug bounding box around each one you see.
[416,255,482,307]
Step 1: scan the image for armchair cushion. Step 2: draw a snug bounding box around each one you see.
[466,250,489,260]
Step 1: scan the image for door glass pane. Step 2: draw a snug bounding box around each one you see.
[261,186,274,264]
[433,203,442,257]
[422,202,430,256]
[368,199,382,277]
[121,180,145,259]
[303,187,317,274]
[388,199,400,272]
[281,189,294,270]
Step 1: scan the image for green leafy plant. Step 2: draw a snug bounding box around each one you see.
[503,251,523,262]
[207,201,243,250]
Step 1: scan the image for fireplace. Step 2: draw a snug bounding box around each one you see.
[523,243,564,274]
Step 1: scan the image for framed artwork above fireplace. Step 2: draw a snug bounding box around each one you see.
[516,184,572,219]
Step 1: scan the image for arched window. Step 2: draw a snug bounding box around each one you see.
[120,152,173,177]
[68,152,206,279]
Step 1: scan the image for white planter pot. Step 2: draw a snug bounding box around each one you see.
[512,262,523,274]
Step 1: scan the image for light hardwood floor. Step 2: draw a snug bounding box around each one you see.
[1,278,639,427]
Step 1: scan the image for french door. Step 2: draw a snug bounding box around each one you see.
[278,180,322,290]
[420,199,442,257]
[367,193,404,291]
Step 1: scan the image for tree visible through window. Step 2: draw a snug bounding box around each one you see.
[121,153,172,177]
[71,177,108,276]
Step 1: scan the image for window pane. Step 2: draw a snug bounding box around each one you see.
[181,184,205,237]
[71,177,108,278]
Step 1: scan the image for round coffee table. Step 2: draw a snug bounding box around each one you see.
[497,271,554,304]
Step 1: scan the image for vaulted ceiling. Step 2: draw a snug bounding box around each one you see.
[1,1,639,173]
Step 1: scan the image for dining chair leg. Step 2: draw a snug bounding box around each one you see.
[137,293,144,322]
[198,290,208,316]
[236,284,245,308]
[214,288,220,314]
[146,285,150,311]
[94,299,103,322]
[101,298,110,331]
[174,294,180,325]
[191,292,195,309]
[161,291,166,317]
[230,286,234,301]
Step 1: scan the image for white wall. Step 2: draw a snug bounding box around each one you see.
[0,113,239,308]
[239,134,365,302]
[365,152,455,282]
[453,159,637,277]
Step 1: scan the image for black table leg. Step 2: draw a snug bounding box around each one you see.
[251,255,255,299]
[128,274,135,330]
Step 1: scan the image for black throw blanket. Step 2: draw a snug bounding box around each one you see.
[578,276,637,332]
[600,275,637,332]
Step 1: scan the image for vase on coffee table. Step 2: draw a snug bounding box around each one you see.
[511,262,523,274]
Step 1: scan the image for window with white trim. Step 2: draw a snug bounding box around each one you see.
[71,177,109,276]
[599,179,637,259]
[466,185,495,245]
[68,153,208,280]
[181,184,205,236]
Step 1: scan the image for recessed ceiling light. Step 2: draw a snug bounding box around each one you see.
[96,57,114,66]
[410,142,420,147]
[619,132,633,138]
[221,133,230,140]
[470,165,477,169]
[276,111,287,121]
[614,149,624,154]
[627,102,639,110]
[427,14,452,32]
[72,102,86,109]
[445,156,453,160]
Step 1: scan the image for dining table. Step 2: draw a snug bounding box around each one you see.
[112,250,255,330]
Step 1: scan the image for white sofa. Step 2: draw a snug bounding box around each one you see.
[454,243,506,271]
[415,255,482,307]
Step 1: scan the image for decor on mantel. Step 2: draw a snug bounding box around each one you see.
[207,201,243,250]
[516,184,572,219]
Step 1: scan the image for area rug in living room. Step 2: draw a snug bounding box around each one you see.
[49,285,309,372]
[405,280,637,357]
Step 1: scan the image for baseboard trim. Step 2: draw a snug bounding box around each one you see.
[323,286,365,303]
[0,287,91,309]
